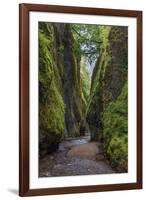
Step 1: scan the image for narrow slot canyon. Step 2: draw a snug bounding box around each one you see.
[39,22,128,177]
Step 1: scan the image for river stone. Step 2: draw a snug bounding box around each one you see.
[67,142,99,160]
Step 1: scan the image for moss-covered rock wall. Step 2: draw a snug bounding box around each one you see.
[39,23,84,156]
[86,26,128,171]
[103,82,128,171]
[53,24,83,137]
[39,23,65,157]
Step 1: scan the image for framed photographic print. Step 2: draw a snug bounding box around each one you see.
[19,3,143,196]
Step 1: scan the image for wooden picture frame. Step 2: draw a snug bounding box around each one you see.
[19,3,142,197]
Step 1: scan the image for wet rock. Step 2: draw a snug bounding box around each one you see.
[39,133,60,158]
[39,137,115,177]
[51,158,114,176]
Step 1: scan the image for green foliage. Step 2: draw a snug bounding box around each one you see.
[103,82,128,171]
[71,24,111,65]
[107,136,128,171]
[72,24,110,46]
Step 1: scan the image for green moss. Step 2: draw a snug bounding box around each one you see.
[86,26,128,171]
[39,82,65,135]
[103,82,128,171]
[39,23,65,155]
[86,28,111,140]
[107,135,128,171]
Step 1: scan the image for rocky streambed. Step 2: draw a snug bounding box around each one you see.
[39,136,114,177]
